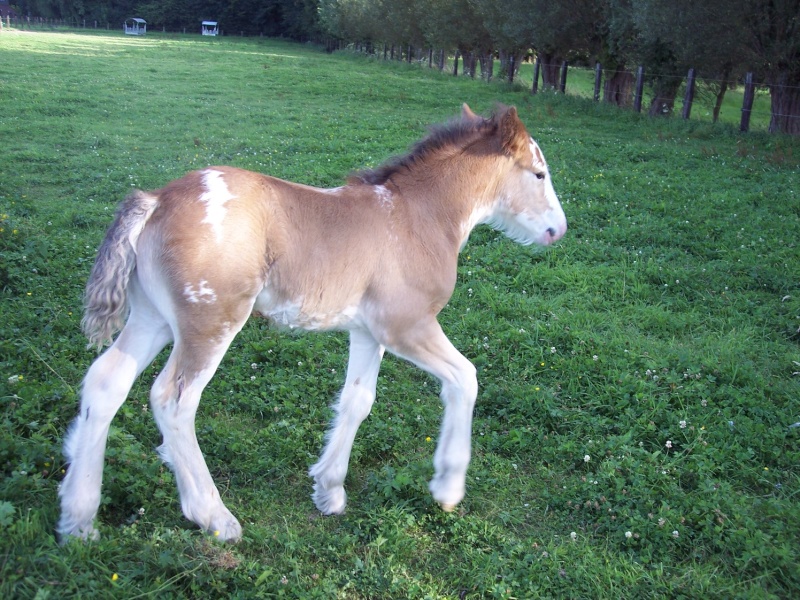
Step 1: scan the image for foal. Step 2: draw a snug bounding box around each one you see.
[58,104,567,542]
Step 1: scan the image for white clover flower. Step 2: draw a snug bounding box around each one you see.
[679,420,687,429]
[251,363,258,369]
[625,531,633,539]
[570,532,577,541]
[584,455,591,463]
[665,440,673,449]
[672,530,679,538]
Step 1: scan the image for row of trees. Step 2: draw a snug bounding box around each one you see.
[11,0,800,133]
[320,0,800,134]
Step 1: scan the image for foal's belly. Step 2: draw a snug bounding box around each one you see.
[252,287,362,332]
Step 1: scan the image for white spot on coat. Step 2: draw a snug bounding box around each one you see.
[374,185,393,208]
[200,169,235,242]
[184,280,217,304]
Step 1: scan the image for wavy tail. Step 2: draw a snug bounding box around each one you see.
[82,190,159,350]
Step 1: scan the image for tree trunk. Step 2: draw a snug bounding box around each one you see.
[711,65,732,124]
[648,78,683,117]
[603,67,634,107]
[769,71,800,135]
[538,52,562,88]
[712,80,729,124]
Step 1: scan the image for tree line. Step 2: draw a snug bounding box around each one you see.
[11,0,800,134]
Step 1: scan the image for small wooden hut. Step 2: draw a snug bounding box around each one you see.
[123,18,146,35]
[201,21,218,36]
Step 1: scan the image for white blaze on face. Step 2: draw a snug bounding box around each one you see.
[184,280,217,304]
[529,138,567,243]
[200,169,236,242]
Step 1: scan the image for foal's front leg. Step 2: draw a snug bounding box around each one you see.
[390,319,478,511]
[309,329,384,514]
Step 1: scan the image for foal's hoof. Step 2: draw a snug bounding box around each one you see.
[57,525,101,545]
[439,503,457,513]
[208,513,243,543]
[312,484,347,515]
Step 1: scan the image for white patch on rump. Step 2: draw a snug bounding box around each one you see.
[184,280,217,304]
[199,169,236,242]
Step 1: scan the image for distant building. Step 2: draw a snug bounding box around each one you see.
[201,21,219,36]
[123,18,147,35]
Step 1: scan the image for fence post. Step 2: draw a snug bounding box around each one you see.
[594,62,602,101]
[508,55,515,83]
[682,68,696,120]
[453,51,459,76]
[559,61,568,93]
[532,56,541,94]
[633,66,645,113]
[428,48,433,68]
[740,72,755,132]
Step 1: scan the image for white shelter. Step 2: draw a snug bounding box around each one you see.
[201,21,219,36]
[123,18,146,35]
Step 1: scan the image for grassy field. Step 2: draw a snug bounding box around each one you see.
[1,30,799,599]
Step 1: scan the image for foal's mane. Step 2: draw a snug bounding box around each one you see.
[349,109,502,186]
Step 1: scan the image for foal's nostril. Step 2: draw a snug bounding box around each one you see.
[546,227,557,238]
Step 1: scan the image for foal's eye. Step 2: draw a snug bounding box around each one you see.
[535,172,546,180]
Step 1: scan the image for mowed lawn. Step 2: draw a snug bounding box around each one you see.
[1,30,799,599]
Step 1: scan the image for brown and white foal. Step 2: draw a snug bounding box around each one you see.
[58,105,567,542]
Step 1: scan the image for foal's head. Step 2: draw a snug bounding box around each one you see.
[472,104,568,247]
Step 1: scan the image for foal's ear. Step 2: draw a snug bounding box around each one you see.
[499,106,526,154]
[499,106,528,156]
[461,103,479,120]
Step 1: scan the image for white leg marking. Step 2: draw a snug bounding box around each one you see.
[58,292,171,542]
[309,329,384,514]
[150,323,248,542]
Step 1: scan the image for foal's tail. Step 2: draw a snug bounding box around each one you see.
[82,190,159,350]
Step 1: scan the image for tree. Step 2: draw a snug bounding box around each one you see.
[738,0,800,134]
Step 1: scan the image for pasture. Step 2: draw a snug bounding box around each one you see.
[1,30,799,599]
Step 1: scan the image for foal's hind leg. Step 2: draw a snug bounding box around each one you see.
[58,287,171,541]
[309,329,384,514]
[149,313,250,542]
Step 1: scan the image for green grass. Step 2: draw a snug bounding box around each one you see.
[1,29,799,599]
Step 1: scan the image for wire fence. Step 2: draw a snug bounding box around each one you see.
[355,44,800,134]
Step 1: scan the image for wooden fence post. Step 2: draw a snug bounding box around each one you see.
[682,68,696,120]
[453,51,459,76]
[532,57,541,94]
[594,62,602,101]
[633,66,645,113]
[740,72,755,132]
[559,61,568,93]
[428,48,433,68]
